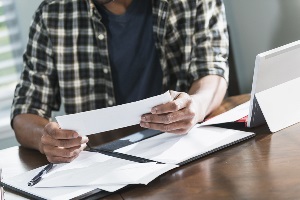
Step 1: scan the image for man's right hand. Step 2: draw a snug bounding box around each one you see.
[40,122,88,163]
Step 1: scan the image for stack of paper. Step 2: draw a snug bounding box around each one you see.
[115,126,254,165]
[2,152,177,200]
[2,167,98,200]
[34,152,177,191]
[2,92,255,200]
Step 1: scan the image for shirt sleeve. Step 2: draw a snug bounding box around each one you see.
[11,5,60,126]
[189,0,229,84]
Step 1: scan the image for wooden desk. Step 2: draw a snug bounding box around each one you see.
[2,94,300,199]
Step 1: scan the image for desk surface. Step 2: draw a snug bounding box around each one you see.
[2,94,300,200]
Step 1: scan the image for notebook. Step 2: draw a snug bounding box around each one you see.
[0,126,255,200]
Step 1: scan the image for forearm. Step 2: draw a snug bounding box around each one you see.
[189,75,227,121]
[12,114,49,153]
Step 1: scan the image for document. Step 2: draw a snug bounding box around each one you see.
[116,126,254,164]
[3,118,254,200]
[2,167,98,200]
[56,92,172,135]
[34,152,177,191]
[199,101,249,127]
[3,151,178,198]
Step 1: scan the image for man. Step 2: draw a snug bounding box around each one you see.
[11,0,229,163]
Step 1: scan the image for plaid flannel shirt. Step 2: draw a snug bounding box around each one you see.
[11,0,229,121]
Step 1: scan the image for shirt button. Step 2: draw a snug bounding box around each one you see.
[103,68,108,74]
[98,34,105,40]
[108,100,113,106]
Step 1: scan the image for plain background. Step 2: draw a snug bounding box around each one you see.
[1,0,299,149]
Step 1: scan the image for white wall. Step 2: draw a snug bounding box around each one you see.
[224,0,300,93]
[15,0,43,48]
[0,0,43,150]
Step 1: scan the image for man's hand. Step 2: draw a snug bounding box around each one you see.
[140,76,227,134]
[40,122,88,163]
[140,91,204,134]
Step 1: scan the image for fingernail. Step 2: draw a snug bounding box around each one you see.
[140,122,149,128]
[73,132,79,138]
[151,107,158,114]
[141,116,147,122]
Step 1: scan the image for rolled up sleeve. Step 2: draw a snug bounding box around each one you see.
[11,6,60,126]
[189,0,229,84]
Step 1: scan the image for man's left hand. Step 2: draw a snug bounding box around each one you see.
[140,91,204,134]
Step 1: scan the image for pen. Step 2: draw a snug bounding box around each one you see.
[28,163,54,186]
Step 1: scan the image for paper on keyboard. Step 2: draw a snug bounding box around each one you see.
[56,92,172,135]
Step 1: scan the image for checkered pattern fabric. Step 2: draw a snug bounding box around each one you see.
[11,0,229,121]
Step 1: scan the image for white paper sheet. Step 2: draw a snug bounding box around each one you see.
[2,167,97,200]
[35,152,177,192]
[198,101,249,127]
[116,126,254,164]
[43,151,112,178]
[56,92,172,135]
[3,125,254,199]
[255,77,300,132]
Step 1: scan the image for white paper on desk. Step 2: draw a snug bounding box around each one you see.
[198,101,249,127]
[2,166,98,200]
[255,77,300,133]
[43,151,112,178]
[2,152,127,198]
[56,92,172,135]
[35,151,177,192]
[116,126,254,164]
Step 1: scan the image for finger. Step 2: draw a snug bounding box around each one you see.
[41,135,89,148]
[46,144,86,163]
[140,120,194,133]
[47,155,78,164]
[169,128,191,135]
[151,93,191,114]
[51,144,86,163]
[43,143,86,159]
[44,122,79,139]
[141,108,195,124]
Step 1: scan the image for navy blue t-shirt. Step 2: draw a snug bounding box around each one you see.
[96,0,163,105]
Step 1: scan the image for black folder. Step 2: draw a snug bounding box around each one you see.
[0,126,255,200]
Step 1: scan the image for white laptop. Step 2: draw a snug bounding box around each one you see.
[247,40,300,128]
